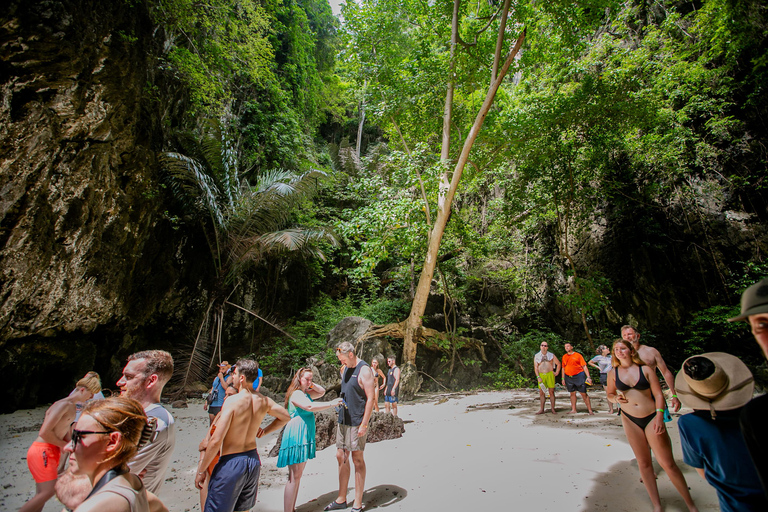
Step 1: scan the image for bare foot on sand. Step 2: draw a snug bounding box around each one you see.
[536,410,546,415]
[588,411,595,415]
[567,410,578,414]
[551,408,557,414]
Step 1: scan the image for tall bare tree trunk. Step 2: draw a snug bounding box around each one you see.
[401,20,527,389]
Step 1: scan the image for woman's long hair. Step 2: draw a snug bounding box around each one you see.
[81,396,148,468]
[284,368,312,408]
[611,339,645,368]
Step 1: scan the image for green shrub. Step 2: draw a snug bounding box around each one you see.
[484,364,534,389]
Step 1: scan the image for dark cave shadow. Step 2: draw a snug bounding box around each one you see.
[296,485,408,512]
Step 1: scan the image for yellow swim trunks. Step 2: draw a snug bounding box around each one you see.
[539,371,555,389]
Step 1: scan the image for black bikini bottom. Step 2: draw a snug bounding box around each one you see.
[622,410,656,430]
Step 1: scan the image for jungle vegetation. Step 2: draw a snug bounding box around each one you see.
[150,0,768,388]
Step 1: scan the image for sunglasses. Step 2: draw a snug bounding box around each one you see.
[71,428,112,447]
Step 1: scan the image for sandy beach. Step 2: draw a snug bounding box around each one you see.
[0,389,719,511]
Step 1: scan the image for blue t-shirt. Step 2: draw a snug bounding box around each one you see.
[678,411,767,512]
[211,371,230,407]
[251,368,263,390]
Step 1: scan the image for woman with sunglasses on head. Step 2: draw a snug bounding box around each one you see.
[278,368,343,512]
[64,396,160,512]
[607,339,699,512]
[369,359,386,412]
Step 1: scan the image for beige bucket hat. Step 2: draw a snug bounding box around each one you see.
[675,352,754,418]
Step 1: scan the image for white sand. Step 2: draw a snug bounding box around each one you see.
[0,390,719,511]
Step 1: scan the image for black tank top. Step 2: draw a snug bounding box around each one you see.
[386,366,399,396]
[339,360,368,426]
[615,366,651,391]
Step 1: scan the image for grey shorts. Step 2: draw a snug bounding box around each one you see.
[336,423,367,452]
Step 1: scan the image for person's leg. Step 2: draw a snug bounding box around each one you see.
[284,462,307,512]
[351,450,366,509]
[646,428,699,512]
[568,391,578,413]
[208,413,215,425]
[580,392,594,414]
[19,480,57,512]
[603,386,614,413]
[373,387,379,412]
[392,400,398,417]
[199,472,209,511]
[334,448,350,505]
[621,415,662,512]
[537,388,546,414]
[548,388,557,413]
[384,399,391,415]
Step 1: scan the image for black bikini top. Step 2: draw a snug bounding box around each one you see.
[615,366,651,391]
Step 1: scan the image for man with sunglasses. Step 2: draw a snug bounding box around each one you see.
[116,349,175,494]
[534,341,560,414]
[20,374,101,512]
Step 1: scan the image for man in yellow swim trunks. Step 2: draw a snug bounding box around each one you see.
[534,341,560,414]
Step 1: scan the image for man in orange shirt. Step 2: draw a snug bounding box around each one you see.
[561,343,594,415]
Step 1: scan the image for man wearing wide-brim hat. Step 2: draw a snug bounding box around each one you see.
[728,277,768,501]
[675,352,767,511]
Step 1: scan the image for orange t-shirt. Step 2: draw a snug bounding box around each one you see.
[562,352,587,376]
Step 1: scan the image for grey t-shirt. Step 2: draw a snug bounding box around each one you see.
[128,403,175,494]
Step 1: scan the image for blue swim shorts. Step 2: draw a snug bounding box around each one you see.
[205,448,261,512]
[385,395,399,403]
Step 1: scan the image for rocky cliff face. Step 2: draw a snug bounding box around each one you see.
[0,0,206,412]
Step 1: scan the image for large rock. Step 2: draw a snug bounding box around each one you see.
[398,362,423,401]
[268,409,405,457]
[327,317,394,367]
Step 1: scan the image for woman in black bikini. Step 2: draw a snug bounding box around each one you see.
[607,339,699,512]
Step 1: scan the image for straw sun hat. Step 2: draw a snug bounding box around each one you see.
[675,352,754,419]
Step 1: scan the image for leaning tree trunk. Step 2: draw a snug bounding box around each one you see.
[400,24,527,399]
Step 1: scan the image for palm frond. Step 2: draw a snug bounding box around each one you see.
[160,152,227,228]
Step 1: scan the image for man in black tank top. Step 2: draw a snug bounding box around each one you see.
[325,342,375,512]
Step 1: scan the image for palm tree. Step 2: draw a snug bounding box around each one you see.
[160,119,337,392]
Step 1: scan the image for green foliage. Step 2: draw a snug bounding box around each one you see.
[258,294,410,374]
[150,0,274,112]
[558,274,614,321]
[484,364,534,390]
[161,119,337,285]
[677,304,743,357]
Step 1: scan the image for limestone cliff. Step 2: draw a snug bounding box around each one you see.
[0,0,205,412]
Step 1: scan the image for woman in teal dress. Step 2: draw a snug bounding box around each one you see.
[279,368,342,512]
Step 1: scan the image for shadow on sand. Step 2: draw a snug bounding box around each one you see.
[297,485,408,512]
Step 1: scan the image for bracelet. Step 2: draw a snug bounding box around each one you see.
[671,394,678,398]
[197,471,206,475]
[656,409,664,413]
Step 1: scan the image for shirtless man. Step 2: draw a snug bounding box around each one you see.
[195,359,290,512]
[621,325,681,412]
[20,373,101,512]
[534,341,560,414]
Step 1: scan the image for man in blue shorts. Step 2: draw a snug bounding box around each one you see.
[384,355,400,417]
[196,359,290,512]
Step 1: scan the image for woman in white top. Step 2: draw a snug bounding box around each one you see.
[588,345,615,413]
[65,396,159,512]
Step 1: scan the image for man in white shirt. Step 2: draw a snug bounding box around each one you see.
[116,349,176,493]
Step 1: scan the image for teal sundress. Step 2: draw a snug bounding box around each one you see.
[277,392,316,467]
